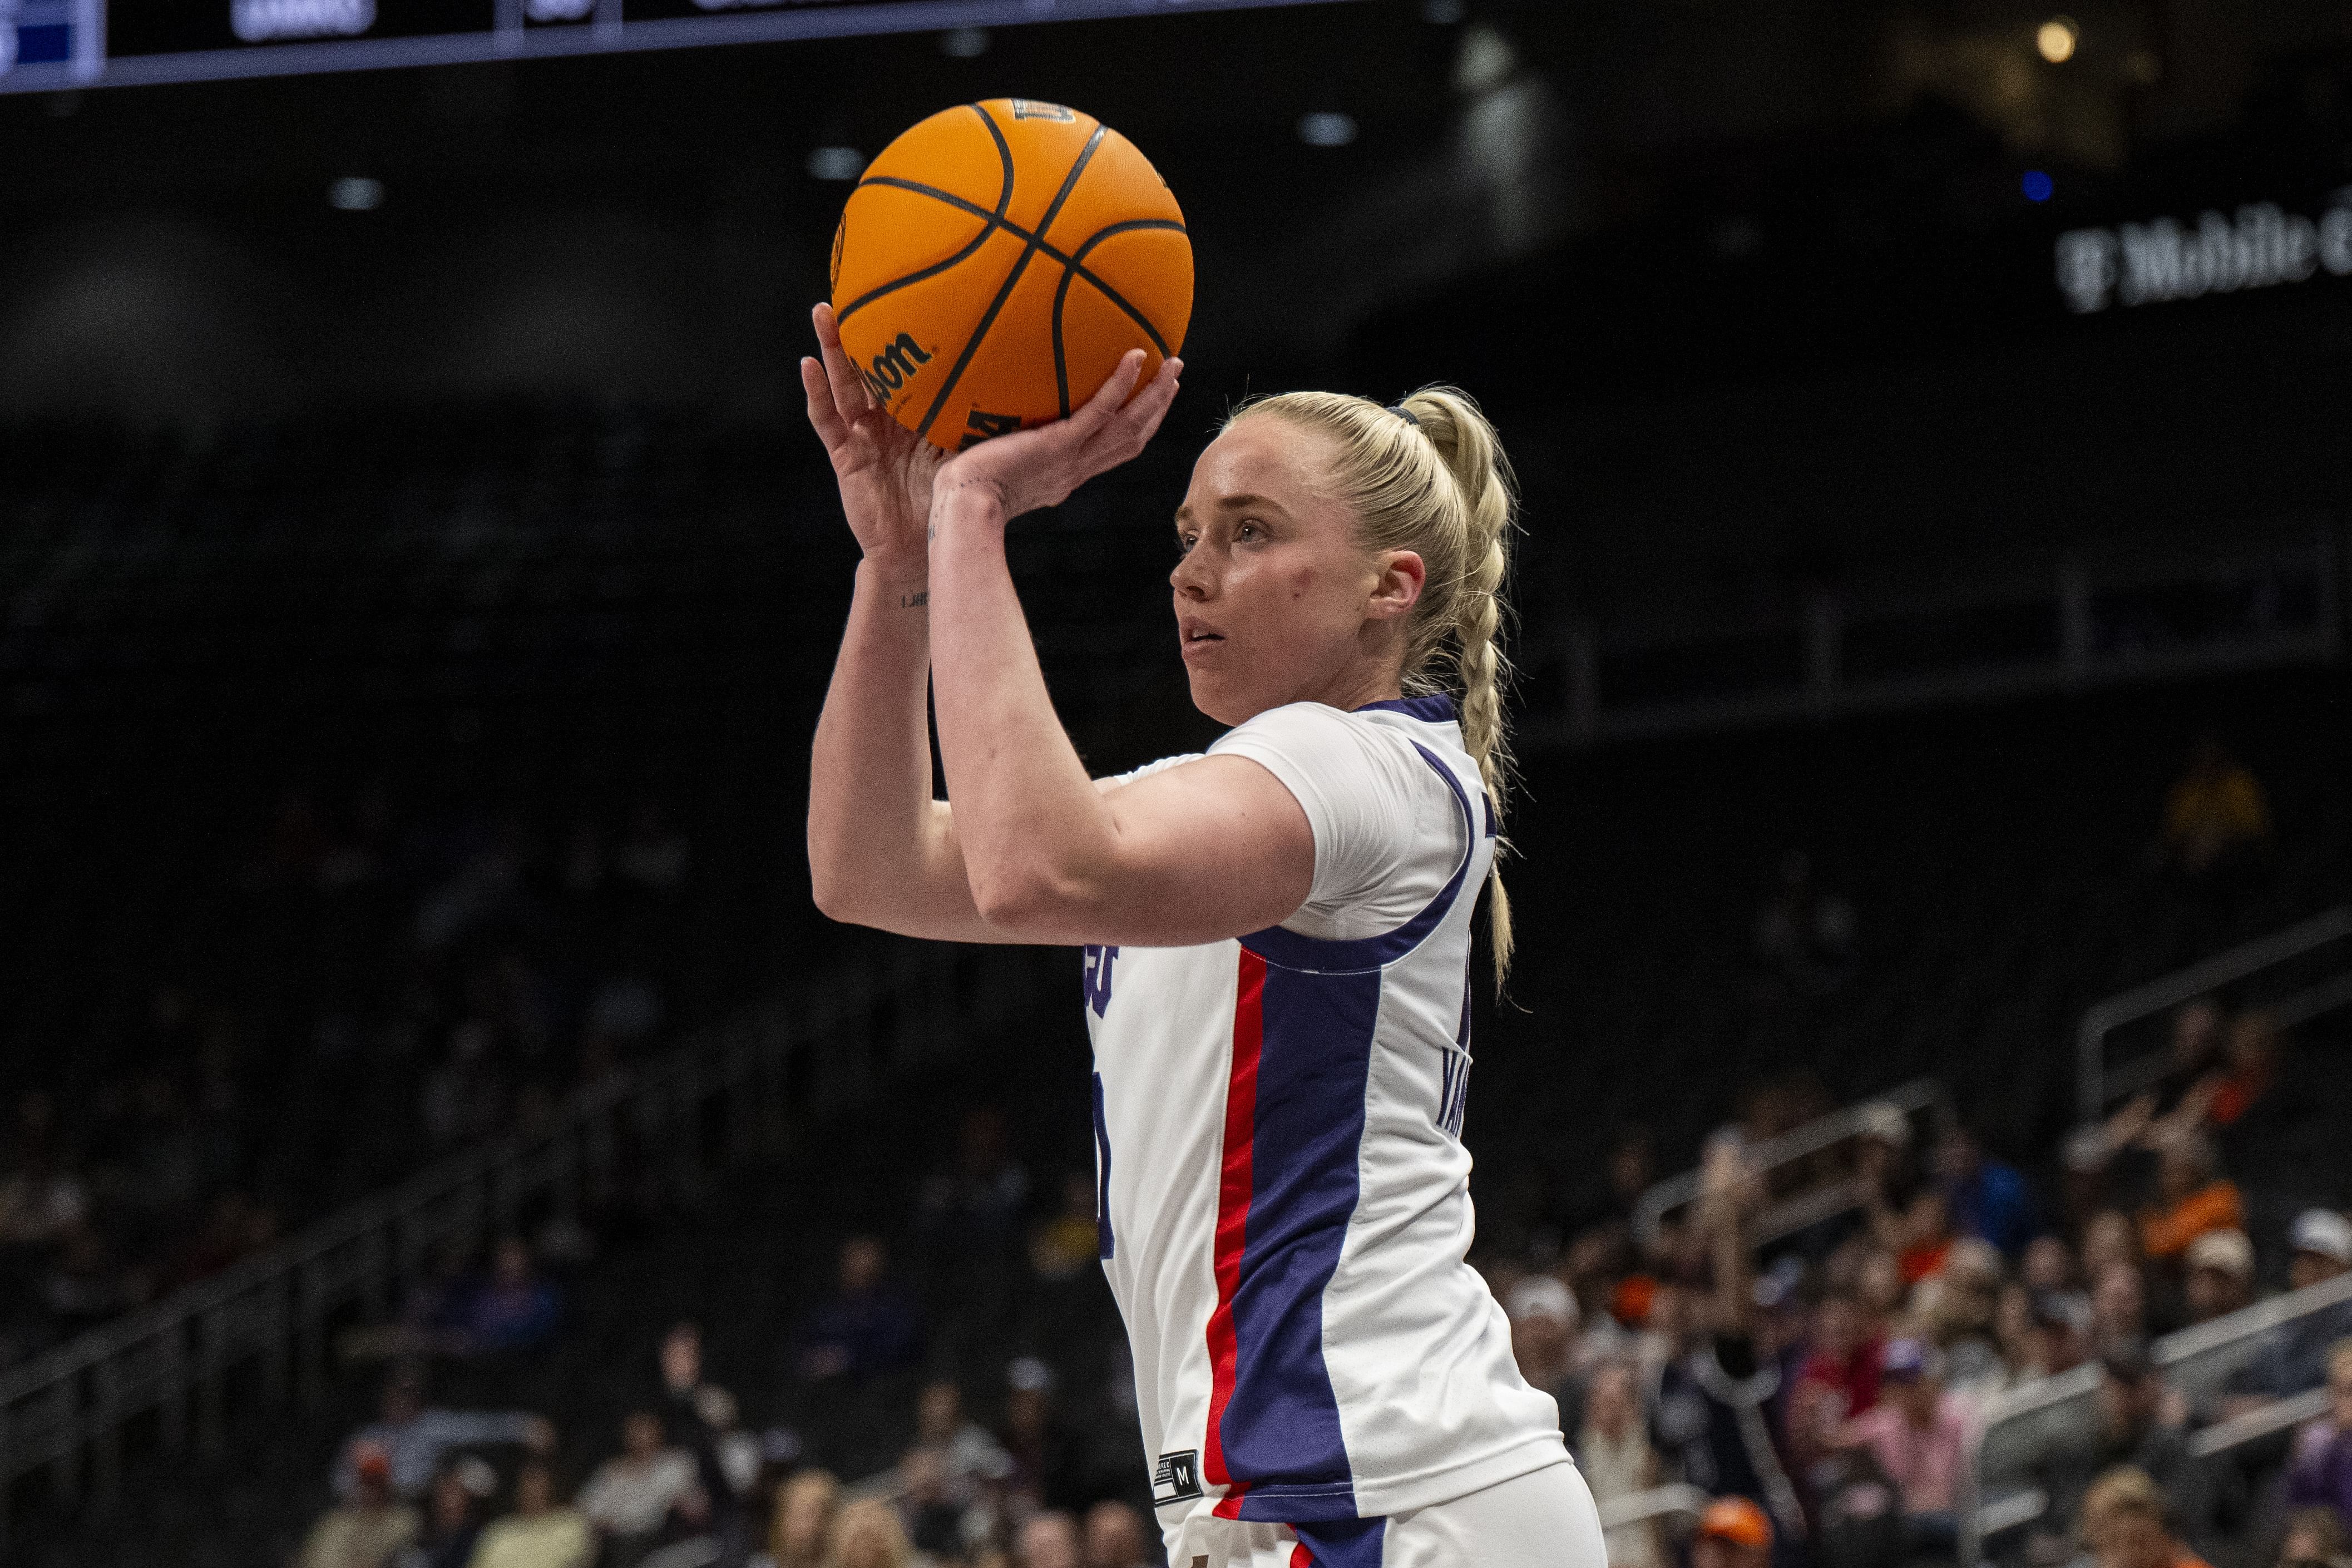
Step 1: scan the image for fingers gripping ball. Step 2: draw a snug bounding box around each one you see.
[830,99,1193,451]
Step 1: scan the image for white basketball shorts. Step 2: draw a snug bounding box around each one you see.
[1163,1461,1607,1568]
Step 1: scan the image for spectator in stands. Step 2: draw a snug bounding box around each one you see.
[2083,1211,2139,1287]
[2018,1287,2091,1383]
[2158,736,2271,880]
[2182,1230,2254,1325]
[826,1497,916,1568]
[300,1444,421,1568]
[765,1469,840,1568]
[790,1236,922,1384]
[2279,1507,2350,1568]
[1507,1273,1580,1426]
[2081,1465,2213,1568]
[896,1443,971,1560]
[1572,1359,1661,1568]
[656,1323,758,1550]
[999,1357,1090,1517]
[441,1236,562,1359]
[576,1410,704,1568]
[334,1368,552,1501]
[2229,1211,2352,1403]
[1794,1290,1882,1424]
[2284,1341,2352,1525]
[2138,1132,2244,1265]
[1840,1338,1967,1554]
[2092,1262,2151,1353]
[1922,1239,2006,1394]
[1648,1144,1806,1551]
[409,1463,489,1568]
[913,1378,1013,1504]
[468,1459,592,1568]
[1936,1124,2037,1259]
[1016,1511,1081,1568]
[2027,1342,2217,1559]
[1690,1495,1773,1568]
[1029,1173,1106,1284]
[1081,1500,1150,1568]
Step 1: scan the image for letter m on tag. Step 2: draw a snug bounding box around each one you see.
[1083,944,1119,1018]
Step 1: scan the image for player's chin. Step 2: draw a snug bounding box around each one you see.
[1182,665,1254,728]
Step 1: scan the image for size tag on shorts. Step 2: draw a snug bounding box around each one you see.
[1153,1449,1203,1506]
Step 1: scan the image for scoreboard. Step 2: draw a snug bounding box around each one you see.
[0,0,1342,92]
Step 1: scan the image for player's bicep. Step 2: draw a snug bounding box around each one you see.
[1090,755,1315,944]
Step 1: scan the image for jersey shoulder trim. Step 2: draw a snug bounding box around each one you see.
[1240,740,1475,975]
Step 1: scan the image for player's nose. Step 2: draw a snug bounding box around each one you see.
[1169,544,1213,598]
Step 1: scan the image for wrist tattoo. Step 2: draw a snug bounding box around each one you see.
[900,590,928,609]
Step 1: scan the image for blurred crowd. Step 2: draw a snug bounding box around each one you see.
[0,779,701,1369]
[1489,990,2349,1568]
[296,1103,1178,1568]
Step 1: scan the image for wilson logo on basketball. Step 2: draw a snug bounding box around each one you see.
[1010,100,1075,122]
[861,333,934,403]
[960,410,1022,450]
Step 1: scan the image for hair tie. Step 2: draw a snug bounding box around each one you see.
[1386,403,1420,428]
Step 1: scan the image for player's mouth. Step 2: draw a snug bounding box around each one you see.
[1179,621,1225,662]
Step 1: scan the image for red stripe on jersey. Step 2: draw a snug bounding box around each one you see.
[1290,1546,1314,1567]
[1203,947,1266,1519]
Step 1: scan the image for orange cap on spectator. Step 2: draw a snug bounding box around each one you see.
[1610,1274,1657,1327]
[1697,1496,1773,1551]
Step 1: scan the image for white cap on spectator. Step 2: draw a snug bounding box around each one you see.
[2290,1209,2352,1266]
[1506,1275,1578,1330]
[2185,1228,2253,1280]
[1858,1102,1912,1147]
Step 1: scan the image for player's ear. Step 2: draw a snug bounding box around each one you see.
[1366,550,1425,620]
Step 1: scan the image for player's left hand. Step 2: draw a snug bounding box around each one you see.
[932,350,1182,523]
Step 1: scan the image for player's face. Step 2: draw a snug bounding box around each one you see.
[1171,419,1414,725]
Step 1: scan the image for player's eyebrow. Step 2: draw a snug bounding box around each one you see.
[1173,493,1291,530]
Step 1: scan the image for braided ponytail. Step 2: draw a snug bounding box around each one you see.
[1397,389,1517,986]
[1226,385,1519,987]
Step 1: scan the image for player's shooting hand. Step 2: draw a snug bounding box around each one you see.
[802,302,943,586]
[931,350,1182,526]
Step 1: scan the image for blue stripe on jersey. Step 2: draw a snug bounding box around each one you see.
[1352,693,1456,723]
[1293,1515,1390,1567]
[1239,743,1475,976]
[1221,961,1381,1522]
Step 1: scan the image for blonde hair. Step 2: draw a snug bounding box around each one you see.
[769,1468,841,1568]
[1228,386,1520,984]
[2079,1466,2170,1543]
[823,1496,915,1568]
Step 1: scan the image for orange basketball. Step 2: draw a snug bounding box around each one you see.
[830,99,1193,451]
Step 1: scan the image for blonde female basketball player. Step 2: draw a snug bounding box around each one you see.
[803,303,1604,1568]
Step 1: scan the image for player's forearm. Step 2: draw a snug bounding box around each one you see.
[807,561,970,933]
[927,488,1125,934]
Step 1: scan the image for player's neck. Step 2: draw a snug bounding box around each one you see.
[1299,655,1406,716]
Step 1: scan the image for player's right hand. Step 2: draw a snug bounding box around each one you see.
[801,301,942,586]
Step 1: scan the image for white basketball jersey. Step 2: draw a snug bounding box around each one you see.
[1083,696,1568,1544]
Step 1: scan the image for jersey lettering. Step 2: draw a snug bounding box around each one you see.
[1083,943,1119,1018]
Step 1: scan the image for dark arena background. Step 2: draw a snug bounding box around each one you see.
[3,1,2351,1564]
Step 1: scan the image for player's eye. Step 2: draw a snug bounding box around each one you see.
[1176,532,1197,553]
[1236,520,1266,542]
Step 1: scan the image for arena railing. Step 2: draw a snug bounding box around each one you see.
[1632,1078,1951,1250]
[1958,1265,2352,1566]
[2074,903,2352,1122]
[0,942,995,1539]
[1595,1483,1711,1534]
